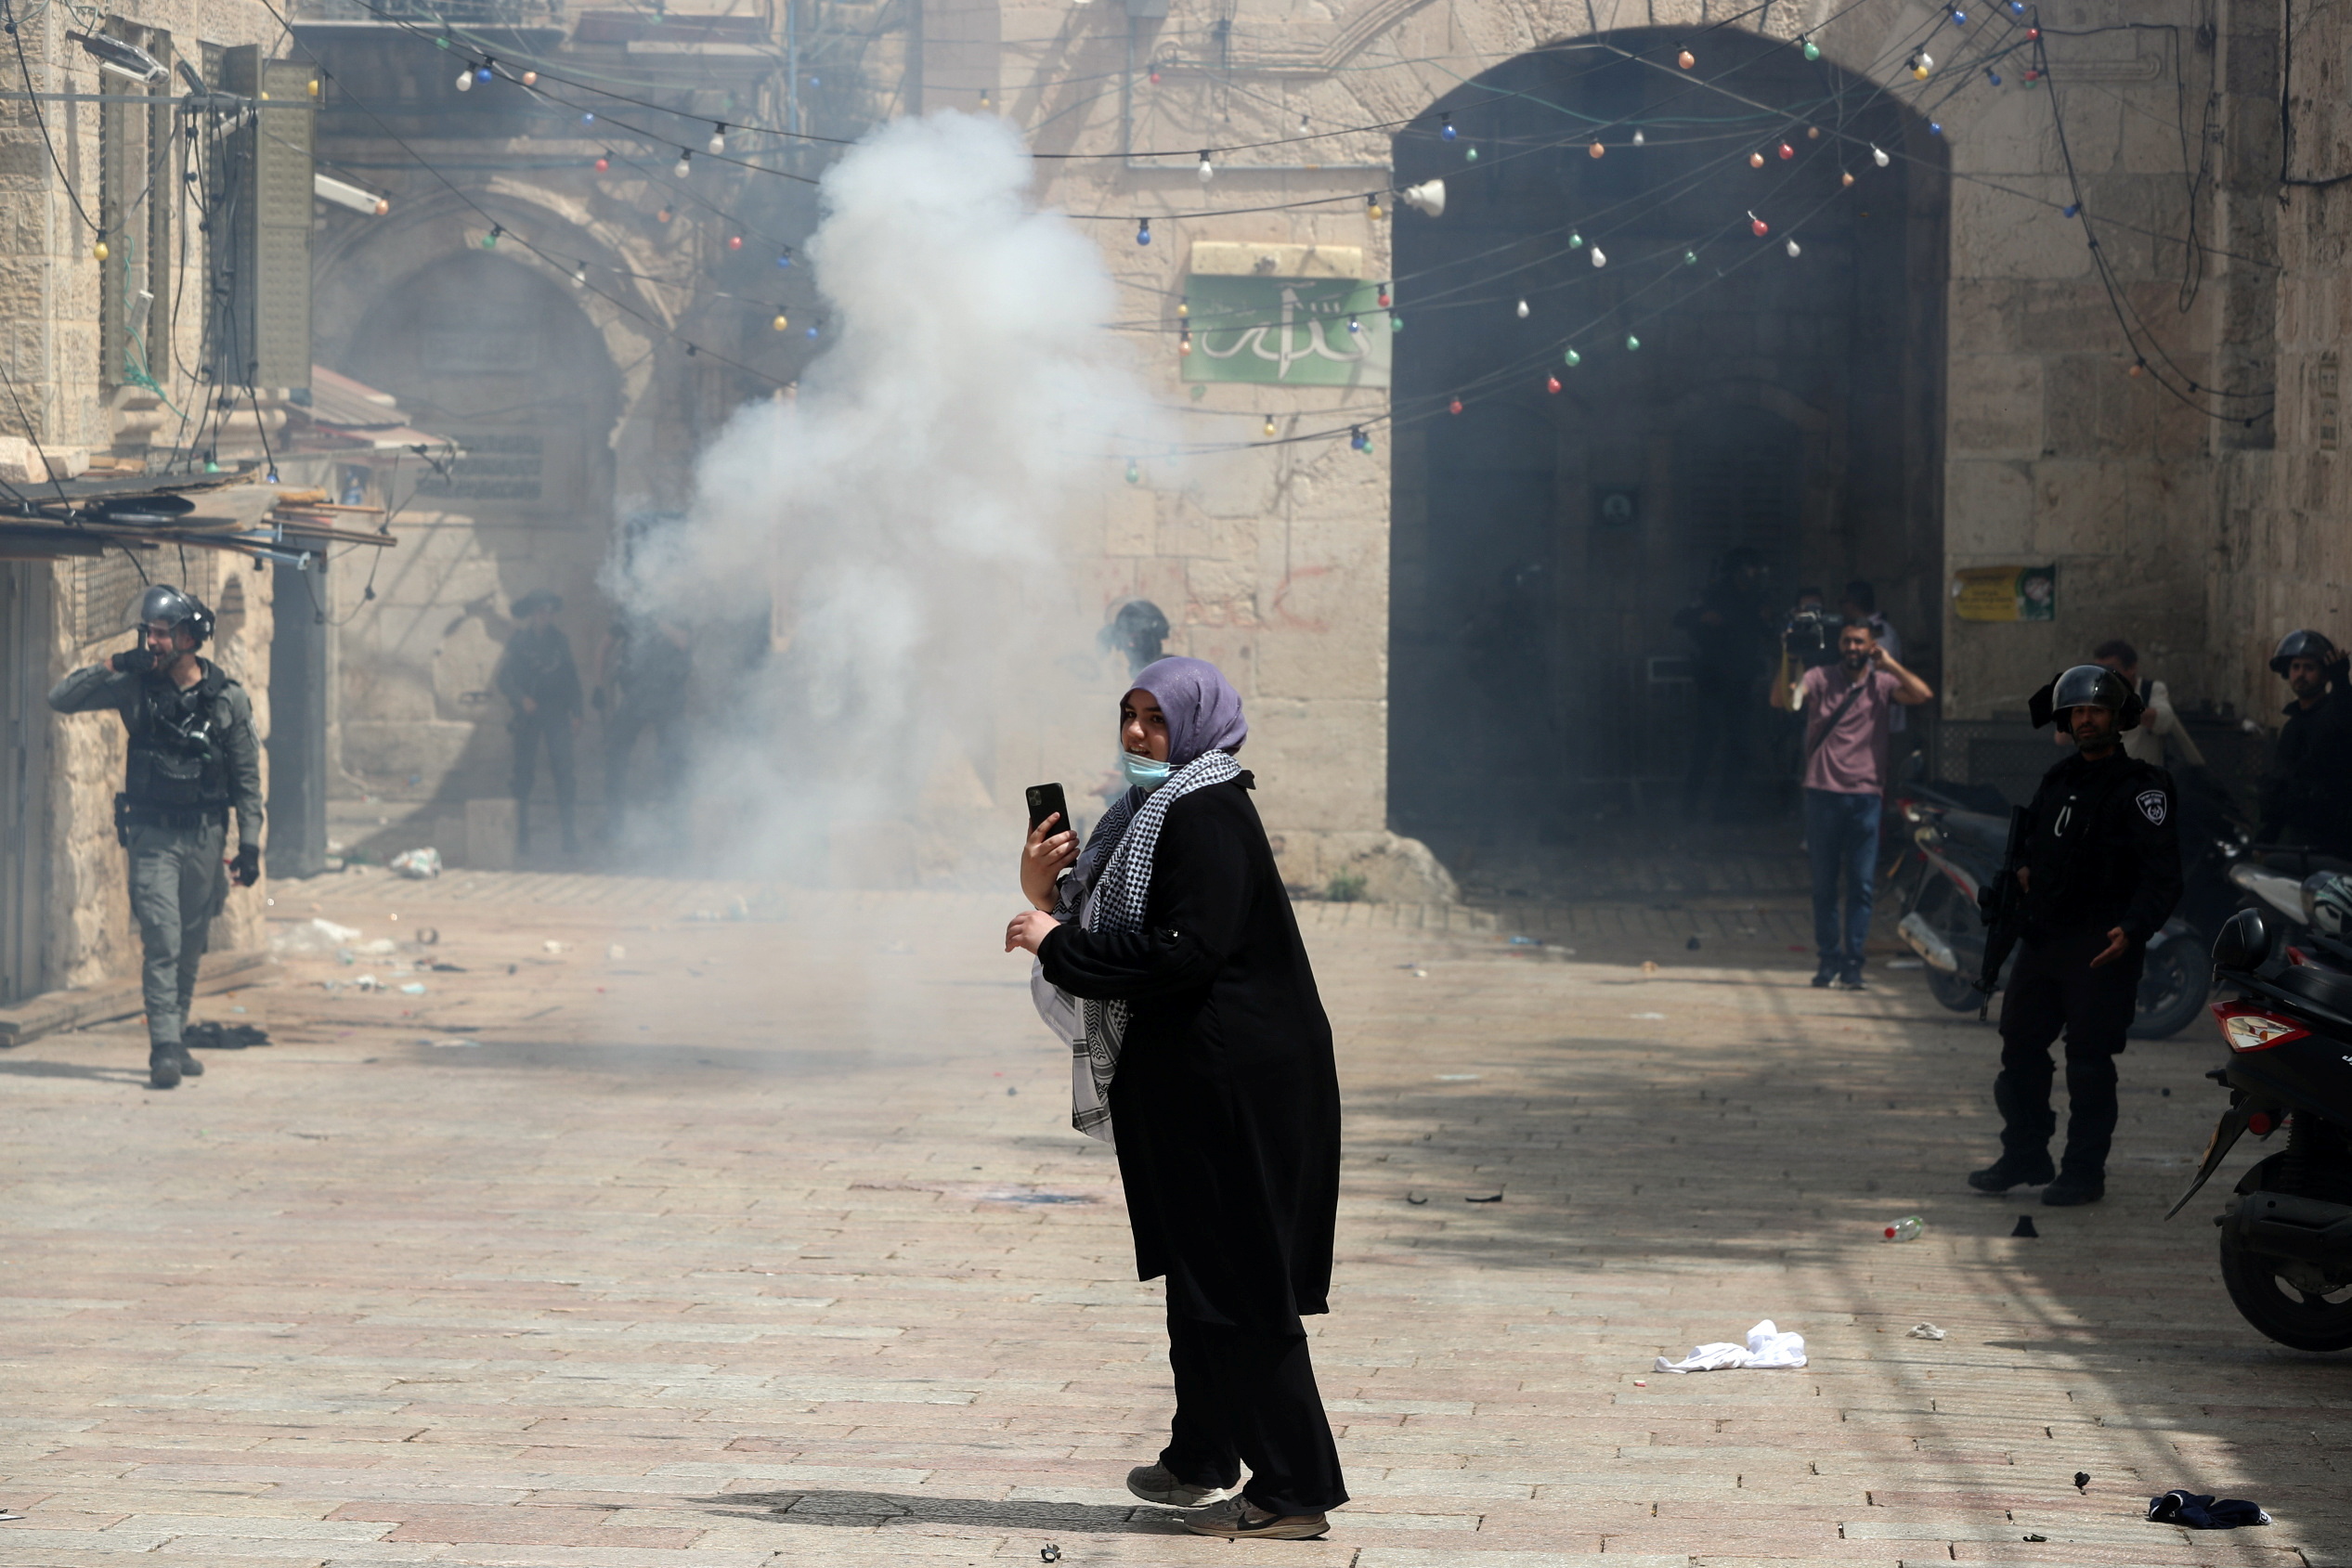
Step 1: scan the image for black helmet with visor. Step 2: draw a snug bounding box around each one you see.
[2029,663,2145,735]
[128,584,214,647]
[2269,628,2345,679]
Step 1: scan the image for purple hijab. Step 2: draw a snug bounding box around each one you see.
[1130,656,1247,768]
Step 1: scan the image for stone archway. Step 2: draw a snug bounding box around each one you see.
[1384,25,1948,852]
[324,239,630,827]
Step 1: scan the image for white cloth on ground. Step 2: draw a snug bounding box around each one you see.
[1654,1319,1808,1373]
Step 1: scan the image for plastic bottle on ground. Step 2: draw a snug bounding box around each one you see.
[1883,1215,1926,1242]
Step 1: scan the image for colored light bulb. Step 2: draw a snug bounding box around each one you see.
[1198,152,1214,183]
[1137,220,1151,245]
[728,235,743,250]
[1569,232,1583,248]
[594,154,609,172]
[1749,151,1765,168]
[1545,375,1561,395]
[93,239,109,260]
[1778,142,1794,160]
[709,125,727,153]
[1262,416,1277,437]
[1802,37,1821,60]
[1516,299,1529,318]
[1590,247,1606,267]
[1787,239,1801,257]
[1841,171,1854,188]
[474,63,493,84]
[1563,348,1580,367]
[1749,212,1769,237]
[1126,460,1141,484]
[1632,129,1644,145]
[1389,316,1402,331]
[1872,145,1891,167]
[1678,48,1695,69]
[1449,397,1463,415]
[521,70,538,85]
[675,152,691,177]
[1441,114,1456,141]
[1465,147,1478,162]
[1348,316,1360,334]
[1589,141,1605,159]
[455,68,474,91]
[773,312,788,330]
[1625,334,1641,351]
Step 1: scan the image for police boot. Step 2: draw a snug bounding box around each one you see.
[175,1041,204,1078]
[149,1046,182,1090]
[2044,1057,2117,1206]
[1968,1071,2055,1191]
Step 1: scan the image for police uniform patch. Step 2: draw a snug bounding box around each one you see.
[2136,789,2169,826]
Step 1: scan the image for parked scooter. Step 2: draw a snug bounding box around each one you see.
[1887,778,2216,1036]
[2229,844,2352,959]
[2169,885,2352,1352]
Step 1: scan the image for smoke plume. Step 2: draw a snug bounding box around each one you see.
[610,110,1142,878]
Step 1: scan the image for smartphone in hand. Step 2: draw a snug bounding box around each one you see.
[1025,782,1073,840]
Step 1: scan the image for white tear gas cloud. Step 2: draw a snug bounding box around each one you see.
[608,110,1149,876]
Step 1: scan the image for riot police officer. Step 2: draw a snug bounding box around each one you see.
[2255,629,2352,858]
[48,586,264,1089]
[1969,665,2183,1206]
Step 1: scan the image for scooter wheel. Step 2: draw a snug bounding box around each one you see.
[2127,938,2210,1040]
[2217,1227,2352,1353]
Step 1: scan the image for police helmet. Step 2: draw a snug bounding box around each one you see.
[128,584,214,646]
[2029,663,2145,734]
[2305,873,2352,941]
[2268,628,2346,679]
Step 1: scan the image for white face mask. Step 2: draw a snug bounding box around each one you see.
[1120,751,1173,791]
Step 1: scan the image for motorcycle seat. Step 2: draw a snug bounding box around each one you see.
[1939,809,2010,852]
[2271,961,2352,1017]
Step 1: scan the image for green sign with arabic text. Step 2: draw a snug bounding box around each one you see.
[1181,275,1390,388]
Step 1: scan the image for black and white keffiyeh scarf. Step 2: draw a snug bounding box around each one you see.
[1050,748,1241,1140]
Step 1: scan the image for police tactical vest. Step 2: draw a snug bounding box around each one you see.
[123,665,235,811]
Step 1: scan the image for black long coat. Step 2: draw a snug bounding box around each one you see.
[1039,777,1341,1336]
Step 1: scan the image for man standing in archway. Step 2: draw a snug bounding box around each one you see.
[496,591,581,858]
[1787,619,1933,989]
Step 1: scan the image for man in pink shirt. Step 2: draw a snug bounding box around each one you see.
[1783,619,1934,988]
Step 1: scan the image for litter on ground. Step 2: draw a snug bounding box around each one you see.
[1655,1319,1807,1374]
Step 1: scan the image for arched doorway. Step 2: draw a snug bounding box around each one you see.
[1387,29,1947,855]
[337,249,626,807]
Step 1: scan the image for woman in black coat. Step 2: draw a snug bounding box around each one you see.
[1007,656,1346,1540]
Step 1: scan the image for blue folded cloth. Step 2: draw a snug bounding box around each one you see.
[2147,1490,2270,1528]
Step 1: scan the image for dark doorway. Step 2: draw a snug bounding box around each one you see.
[1388,30,1947,861]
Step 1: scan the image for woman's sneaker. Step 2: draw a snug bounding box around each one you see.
[1181,1497,1330,1539]
[1126,1464,1231,1508]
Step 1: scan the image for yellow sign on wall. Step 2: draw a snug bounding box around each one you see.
[1952,565,2056,622]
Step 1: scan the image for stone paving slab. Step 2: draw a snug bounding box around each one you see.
[0,877,2343,1567]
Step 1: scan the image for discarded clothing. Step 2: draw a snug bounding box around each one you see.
[1655,1319,1807,1373]
[1904,1322,1947,1341]
[2147,1490,2269,1529]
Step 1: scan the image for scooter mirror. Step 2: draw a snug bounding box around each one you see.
[2212,906,2269,972]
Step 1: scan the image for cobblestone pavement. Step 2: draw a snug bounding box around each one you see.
[1,873,2343,1568]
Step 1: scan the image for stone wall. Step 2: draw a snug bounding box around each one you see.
[994,0,2291,801]
[2216,0,2349,723]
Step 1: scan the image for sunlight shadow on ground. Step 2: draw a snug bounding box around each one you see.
[693,1490,1187,1533]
